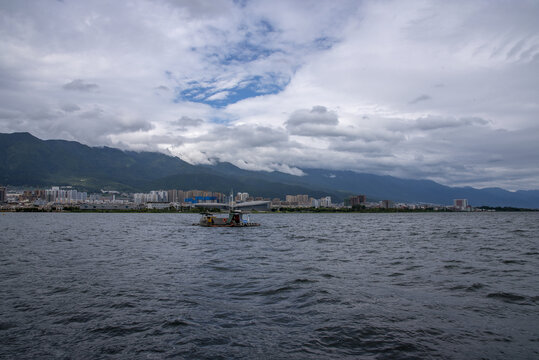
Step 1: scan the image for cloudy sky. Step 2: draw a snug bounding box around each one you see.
[1,0,538,190]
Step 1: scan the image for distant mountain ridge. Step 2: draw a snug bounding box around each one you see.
[0,132,338,200]
[1,132,538,208]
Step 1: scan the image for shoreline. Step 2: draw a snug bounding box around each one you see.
[2,207,538,213]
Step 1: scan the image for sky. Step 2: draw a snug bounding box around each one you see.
[1,0,538,190]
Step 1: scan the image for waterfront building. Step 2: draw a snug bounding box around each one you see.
[0,186,6,203]
[146,202,171,210]
[133,193,146,204]
[44,186,87,203]
[320,196,332,207]
[285,195,296,203]
[167,189,179,203]
[80,203,140,211]
[234,200,271,211]
[381,200,395,209]
[297,194,309,205]
[349,194,367,207]
[236,192,249,202]
[453,199,469,211]
[149,190,168,203]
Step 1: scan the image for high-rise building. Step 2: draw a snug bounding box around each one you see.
[168,189,179,203]
[320,196,332,207]
[0,186,6,203]
[285,195,297,203]
[236,192,249,202]
[297,194,309,205]
[349,194,366,206]
[453,199,469,211]
[43,186,87,203]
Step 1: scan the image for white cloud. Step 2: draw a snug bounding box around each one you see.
[0,0,538,189]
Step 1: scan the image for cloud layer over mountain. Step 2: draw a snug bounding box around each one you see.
[1,0,538,189]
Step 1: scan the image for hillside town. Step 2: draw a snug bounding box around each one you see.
[0,185,473,212]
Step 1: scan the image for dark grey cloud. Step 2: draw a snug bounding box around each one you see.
[287,106,338,126]
[408,94,431,104]
[285,106,347,137]
[0,109,22,121]
[389,116,489,132]
[329,140,391,156]
[175,116,203,128]
[63,79,99,92]
[191,124,289,148]
[414,116,488,131]
[61,104,81,113]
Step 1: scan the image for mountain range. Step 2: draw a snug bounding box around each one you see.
[1,132,538,208]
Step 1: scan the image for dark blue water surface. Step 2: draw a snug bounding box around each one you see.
[1,212,538,359]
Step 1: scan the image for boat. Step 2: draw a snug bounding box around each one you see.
[196,210,260,227]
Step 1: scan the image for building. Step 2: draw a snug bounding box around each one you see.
[349,194,367,207]
[193,202,228,210]
[168,189,180,203]
[285,195,296,203]
[236,192,249,202]
[453,199,469,211]
[381,200,395,209]
[233,200,271,211]
[44,186,87,203]
[146,202,171,210]
[0,186,6,203]
[80,203,141,211]
[320,196,332,207]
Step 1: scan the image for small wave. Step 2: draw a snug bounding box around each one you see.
[47,286,70,295]
[110,302,136,309]
[0,322,17,331]
[100,344,126,355]
[467,283,485,291]
[91,324,148,336]
[162,319,193,328]
[210,265,238,272]
[449,283,485,292]
[238,285,296,297]
[486,292,530,304]
[502,259,527,265]
[53,313,95,325]
[307,325,423,356]
[293,278,318,284]
[404,265,422,270]
[320,273,336,279]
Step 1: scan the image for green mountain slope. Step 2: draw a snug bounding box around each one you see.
[1,132,538,207]
[0,132,339,199]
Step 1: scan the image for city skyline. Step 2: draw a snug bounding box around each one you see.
[0,1,538,190]
[3,184,479,212]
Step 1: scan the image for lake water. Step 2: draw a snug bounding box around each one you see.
[1,212,538,359]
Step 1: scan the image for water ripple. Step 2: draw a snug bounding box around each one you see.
[1,212,538,359]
